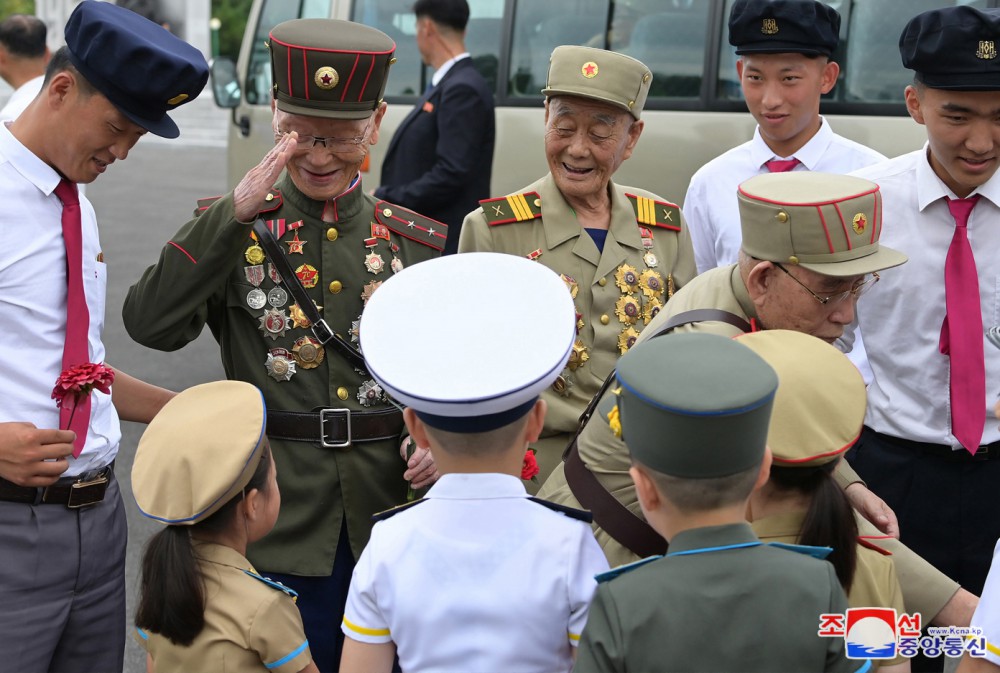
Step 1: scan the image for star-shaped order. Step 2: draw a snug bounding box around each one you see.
[286,232,306,254]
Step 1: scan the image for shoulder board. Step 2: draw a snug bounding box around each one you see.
[196,195,223,212]
[374,201,447,251]
[625,193,681,232]
[480,192,542,226]
[595,555,661,583]
[527,496,593,523]
[194,190,283,216]
[242,569,299,600]
[371,498,426,522]
[857,535,894,556]
[767,541,833,560]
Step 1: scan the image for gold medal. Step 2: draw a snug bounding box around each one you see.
[289,301,322,329]
[295,264,319,289]
[614,264,640,294]
[292,336,325,369]
[365,251,386,274]
[643,297,663,325]
[286,232,307,254]
[567,339,590,371]
[614,295,641,325]
[361,280,383,306]
[560,274,579,299]
[576,310,585,334]
[617,326,640,355]
[245,243,265,265]
[639,269,665,299]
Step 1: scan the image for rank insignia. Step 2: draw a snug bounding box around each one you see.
[291,336,325,369]
[391,257,404,274]
[626,193,681,232]
[259,308,290,340]
[265,349,296,382]
[643,297,663,325]
[349,315,362,345]
[357,380,385,407]
[295,264,319,289]
[615,295,642,325]
[371,223,391,241]
[615,264,640,294]
[551,374,572,397]
[245,241,266,266]
[618,327,641,355]
[286,232,306,254]
[267,286,289,308]
[361,280,383,305]
[365,251,386,274]
[561,274,579,299]
[567,339,590,371]
[289,301,322,329]
[480,192,542,226]
[268,263,283,284]
[639,269,665,299]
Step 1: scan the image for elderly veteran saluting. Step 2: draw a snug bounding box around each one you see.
[458,45,695,490]
[124,19,445,673]
[541,171,979,631]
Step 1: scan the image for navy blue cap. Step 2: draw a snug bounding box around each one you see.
[729,0,840,57]
[64,1,209,138]
[900,6,1000,91]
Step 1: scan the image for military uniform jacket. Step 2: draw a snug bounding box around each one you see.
[122,174,443,574]
[538,265,962,618]
[458,173,695,468]
[136,542,311,673]
[575,523,864,673]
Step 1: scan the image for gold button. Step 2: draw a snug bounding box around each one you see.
[776,211,788,223]
[329,280,343,294]
[598,277,607,287]
[552,376,567,394]
[642,73,650,83]
[382,207,393,217]
[265,193,274,202]
[628,100,635,109]
[337,387,349,401]
[326,228,339,241]
[600,314,610,325]
[534,198,541,207]
[788,256,799,264]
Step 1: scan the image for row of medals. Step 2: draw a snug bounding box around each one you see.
[243,230,404,408]
[555,246,670,397]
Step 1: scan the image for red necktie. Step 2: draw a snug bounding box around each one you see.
[939,196,984,454]
[55,179,91,458]
[765,158,801,173]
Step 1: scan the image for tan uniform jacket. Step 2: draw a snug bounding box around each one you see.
[136,542,311,673]
[459,173,696,484]
[538,264,961,619]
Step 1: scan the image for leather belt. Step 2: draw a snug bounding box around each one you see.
[267,408,405,448]
[871,430,1000,462]
[563,438,667,558]
[0,464,113,508]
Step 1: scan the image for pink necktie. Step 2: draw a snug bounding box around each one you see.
[940,195,984,454]
[765,158,801,173]
[55,179,91,458]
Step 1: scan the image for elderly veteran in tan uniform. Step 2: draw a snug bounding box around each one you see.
[539,171,979,628]
[740,330,909,672]
[458,45,695,490]
[123,20,444,673]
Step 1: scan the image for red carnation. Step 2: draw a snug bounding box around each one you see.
[52,363,115,428]
[521,448,540,482]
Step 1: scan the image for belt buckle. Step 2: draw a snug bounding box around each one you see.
[320,408,352,449]
[312,319,334,345]
[65,472,109,509]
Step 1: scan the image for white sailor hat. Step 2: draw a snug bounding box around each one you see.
[360,252,576,432]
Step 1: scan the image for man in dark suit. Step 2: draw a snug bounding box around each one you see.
[375,0,495,254]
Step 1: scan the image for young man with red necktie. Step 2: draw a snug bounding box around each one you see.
[0,2,207,671]
[848,3,1000,623]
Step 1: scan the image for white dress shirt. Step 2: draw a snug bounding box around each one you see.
[430,52,470,87]
[342,472,609,673]
[852,146,1000,447]
[0,75,44,121]
[0,122,119,476]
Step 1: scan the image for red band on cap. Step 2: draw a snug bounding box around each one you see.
[301,48,310,100]
[871,192,880,244]
[341,53,360,102]
[833,202,853,251]
[287,47,295,98]
[269,35,395,56]
[736,186,878,208]
[359,54,376,103]
[816,205,835,254]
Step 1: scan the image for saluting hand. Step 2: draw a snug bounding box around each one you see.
[0,422,75,487]
[233,132,298,223]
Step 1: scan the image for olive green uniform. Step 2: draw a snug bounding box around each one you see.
[458,173,696,487]
[539,264,961,618]
[123,174,443,574]
[575,523,863,673]
[136,542,311,673]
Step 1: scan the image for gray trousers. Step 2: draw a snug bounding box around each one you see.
[0,473,127,673]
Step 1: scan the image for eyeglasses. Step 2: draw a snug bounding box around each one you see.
[273,116,374,154]
[774,263,879,305]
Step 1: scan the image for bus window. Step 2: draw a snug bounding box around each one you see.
[621,4,712,99]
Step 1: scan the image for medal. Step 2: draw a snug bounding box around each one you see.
[349,315,362,346]
[560,274,579,299]
[365,251,385,274]
[268,263,283,284]
[258,308,289,340]
[576,310,585,334]
[286,232,306,254]
[267,286,289,308]
[265,348,296,382]
[615,295,641,325]
[266,218,287,240]
[245,264,265,287]
[246,288,267,310]
[643,251,658,268]
[295,264,319,289]
[667,273,675,299]
[615,264,640,294]
[643,297,663,325]
[245,242,265,265]
[551,374,572,398]
[289,301,322,329]
[639,269,665,299]
[391,257,404,274]
[617,327,641,355]
[288,220,304,231]
[567,339,590,371]
[357,380,385,407]
[292,336,325,369]
[361,280,382,306]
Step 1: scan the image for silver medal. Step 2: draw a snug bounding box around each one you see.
[267,286,289,308]
[247,288,267,310]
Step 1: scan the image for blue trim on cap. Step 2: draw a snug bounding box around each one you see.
[138,388,268,525]
[618,376,776,418]
[136,627,149,641]
[265,640,309,669]
[415,397,537,433]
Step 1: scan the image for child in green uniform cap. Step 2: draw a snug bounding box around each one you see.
[575,332,870,673]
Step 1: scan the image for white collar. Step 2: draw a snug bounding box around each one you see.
[749,116,832,170]
[431,53,471,87]
[0,121,63,197]
[426,472,527,500]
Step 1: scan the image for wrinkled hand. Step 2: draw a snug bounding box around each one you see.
[845,482,900,538]
[399,436,439,490]
[0,422,75,487]
[233,132,298,223]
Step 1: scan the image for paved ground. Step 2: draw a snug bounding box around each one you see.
[87,141,227,673]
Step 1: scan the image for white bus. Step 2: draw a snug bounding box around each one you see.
[209,0,989,201]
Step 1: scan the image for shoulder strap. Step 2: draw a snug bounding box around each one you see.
[479,192,543,226]
[252,218,367,372]
[371,498,426,522]
[527,497,593,523]
[625,192,681,231]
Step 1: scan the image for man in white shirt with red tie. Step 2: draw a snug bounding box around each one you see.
[847,5,1000,605]
[0,3,207,671]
